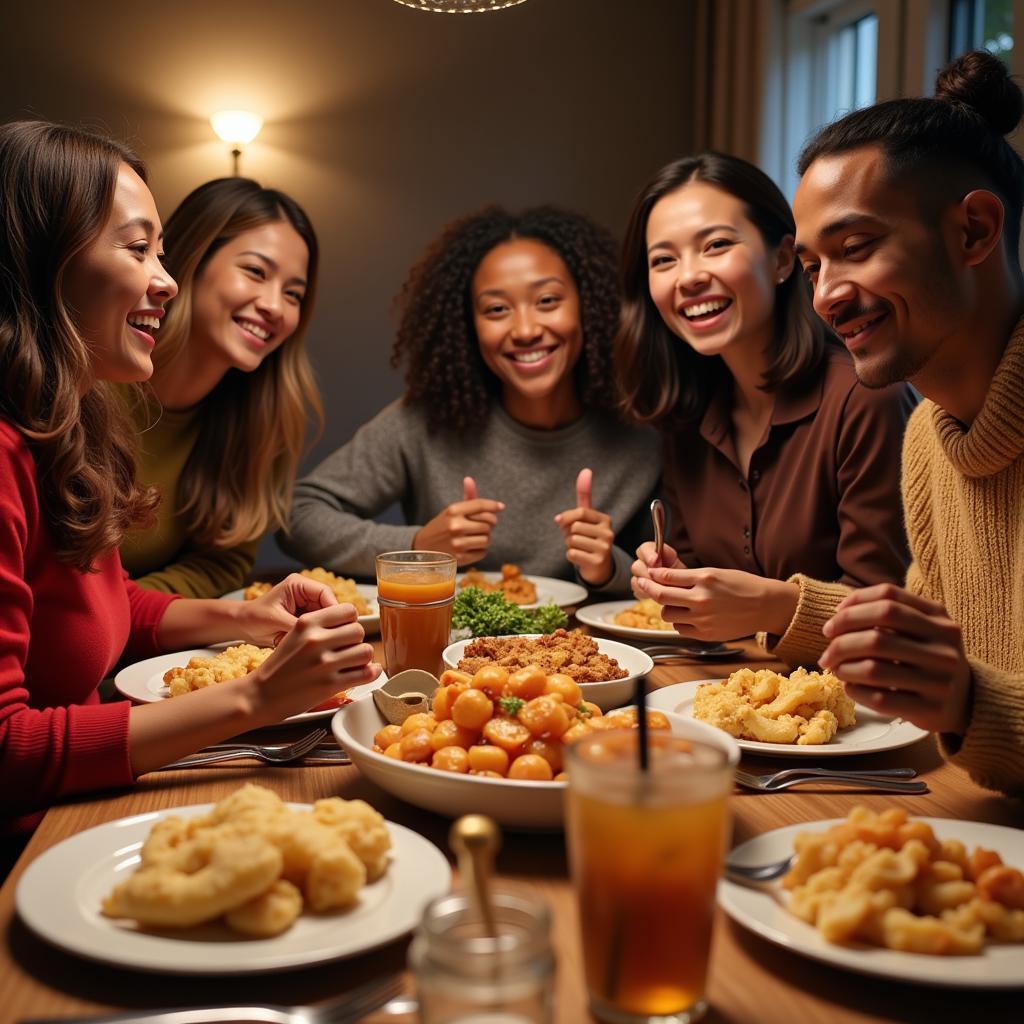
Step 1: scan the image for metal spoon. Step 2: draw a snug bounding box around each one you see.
[650,498,665,564]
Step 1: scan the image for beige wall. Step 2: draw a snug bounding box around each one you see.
[1,0,695,568]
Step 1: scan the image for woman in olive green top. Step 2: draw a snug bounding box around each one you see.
[119,178,322,597]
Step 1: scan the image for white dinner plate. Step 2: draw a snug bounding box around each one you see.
[114,645,387,725]
[719,818,1024,987]
[456,572,587,610]
[222,583,380,635]
[646,679,929,758]
[16,802,451,974]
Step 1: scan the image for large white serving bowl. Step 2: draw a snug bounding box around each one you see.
[333,701,739,830]
[441,635,654,712]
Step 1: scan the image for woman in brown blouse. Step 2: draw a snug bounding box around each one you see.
[617,152,916,644]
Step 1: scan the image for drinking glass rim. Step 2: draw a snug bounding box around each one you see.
[376,550,458,569]
[565,729,732,777]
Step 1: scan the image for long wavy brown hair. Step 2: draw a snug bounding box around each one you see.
[616,152,834,431]
[0,120,159,571]
[391,205,622,433]
[147,179,323,547]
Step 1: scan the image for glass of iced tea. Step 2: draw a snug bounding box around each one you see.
[375,550,457,675]
[565,730,734,1024]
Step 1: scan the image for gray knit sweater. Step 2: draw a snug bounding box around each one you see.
[281,400,661,594]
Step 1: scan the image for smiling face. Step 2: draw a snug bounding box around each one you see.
[63,163,177,384]
[471,238,584,426]
[189,220,309,373]
[793,145,967,387]
[645,181,792,361]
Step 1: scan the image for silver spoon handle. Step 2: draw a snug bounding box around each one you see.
[650,498,665,563]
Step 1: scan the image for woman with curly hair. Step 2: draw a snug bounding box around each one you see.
[620,152,915,644]
[119,177,323,598]
[0,121,376,853]
[284,205,659,590]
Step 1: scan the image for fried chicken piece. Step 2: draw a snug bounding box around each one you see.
[458,564,537,605]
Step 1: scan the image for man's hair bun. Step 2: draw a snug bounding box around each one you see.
[935,50,1023,136]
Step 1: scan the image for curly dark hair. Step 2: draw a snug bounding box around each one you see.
[391,205,622,432]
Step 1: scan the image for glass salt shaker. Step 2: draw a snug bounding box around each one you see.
[409,886,555,1024]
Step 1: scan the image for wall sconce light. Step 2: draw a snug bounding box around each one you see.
[210,110,263,175]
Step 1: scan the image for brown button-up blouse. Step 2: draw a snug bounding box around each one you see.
[663,347,916,587]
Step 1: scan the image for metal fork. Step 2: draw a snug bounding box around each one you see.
[19,971,405,1024]
[154,728,328,771]
[734,766,928,794]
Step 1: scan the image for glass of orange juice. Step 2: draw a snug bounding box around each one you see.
[375,550,457,675]
[565,730,734,1024]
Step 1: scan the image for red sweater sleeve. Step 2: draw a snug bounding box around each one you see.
[0,425,174,827]
[123,574,179,662]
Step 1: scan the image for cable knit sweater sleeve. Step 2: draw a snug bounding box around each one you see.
[900,389,1024,795]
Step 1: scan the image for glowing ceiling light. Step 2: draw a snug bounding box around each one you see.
[391,0,528,12]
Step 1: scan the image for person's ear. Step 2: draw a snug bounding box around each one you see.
[958,189,1005,267]
[774,234,796,283]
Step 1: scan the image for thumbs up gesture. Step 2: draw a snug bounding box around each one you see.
[554,467,615,586]
[413,476,505,566]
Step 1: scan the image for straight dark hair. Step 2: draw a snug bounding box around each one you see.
[616,152,832,430]
[798,50,1024,258]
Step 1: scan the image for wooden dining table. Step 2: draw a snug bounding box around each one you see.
[1,632,1022,1024]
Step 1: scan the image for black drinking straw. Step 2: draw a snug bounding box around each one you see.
[635,672,649,772]
[604,672,651,1001]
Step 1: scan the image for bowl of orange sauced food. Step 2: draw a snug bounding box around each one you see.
[333,678,738,829]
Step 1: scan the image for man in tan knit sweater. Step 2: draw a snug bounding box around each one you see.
[783,50,1024,794]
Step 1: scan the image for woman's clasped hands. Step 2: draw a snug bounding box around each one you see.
[630,541,798,641]
[233,572,380,720]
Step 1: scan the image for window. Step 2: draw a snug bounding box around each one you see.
[831,14,878,112]
[766,1,892,200]
[949,0,1013,61]
[760,0,1024,203]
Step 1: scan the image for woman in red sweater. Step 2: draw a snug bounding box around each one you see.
[0,122,379,850]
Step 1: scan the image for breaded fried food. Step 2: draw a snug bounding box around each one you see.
[612,598,673,631]
[244,568,371,614]
[101,784,391,937]
[163,643,272,697]
[693,666,855,745]
[457,629,626,683]
[783,806,1024,954]
[102,829,284,928]
[459,563,538,605]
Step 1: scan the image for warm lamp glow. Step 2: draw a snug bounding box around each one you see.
[210,110,263,145]
[392,0,527,10]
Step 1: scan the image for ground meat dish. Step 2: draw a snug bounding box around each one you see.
[457,629,627,683]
